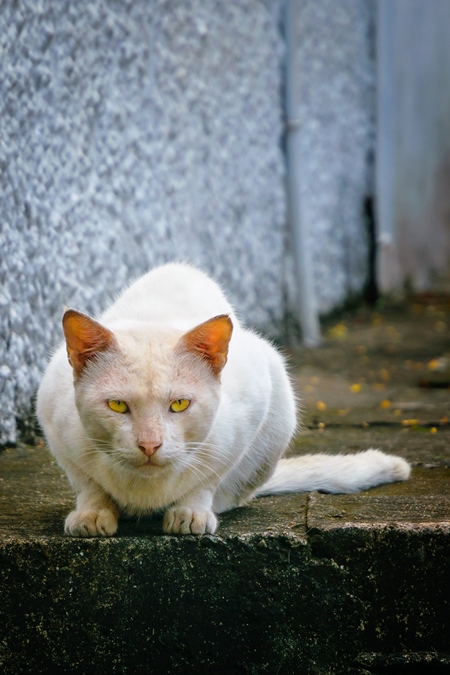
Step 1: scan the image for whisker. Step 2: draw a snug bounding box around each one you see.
[178,455,224,482]
[184,442,231,466]
[178,459,213,484]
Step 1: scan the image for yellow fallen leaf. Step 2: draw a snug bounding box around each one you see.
[401,419,419,426]
[318,422,326,429]
[328,323,348,339]
[431,427,437,434]
[350,383,361,393]
[316,400,326,411]
[380,368,390,381]
[371,313,383,326]
[380,399,391,409]
[427,357,448,372]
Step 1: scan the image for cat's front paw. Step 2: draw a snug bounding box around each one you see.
[64,508,118,537]
[163,506,217,535]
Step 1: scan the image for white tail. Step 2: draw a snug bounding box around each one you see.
[256,449,411,496]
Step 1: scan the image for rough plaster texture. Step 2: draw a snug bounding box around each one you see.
[287,0,376,315]
[0,0,286,445]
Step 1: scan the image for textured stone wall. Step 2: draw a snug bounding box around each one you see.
[0,0,286,444]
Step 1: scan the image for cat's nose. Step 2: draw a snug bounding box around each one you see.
[138,441,162,457]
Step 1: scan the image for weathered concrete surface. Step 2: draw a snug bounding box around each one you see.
[290,292,450,466]
[0,447,354,675]
[0,539,358,675]
[1,449,449,674]
[1,296,450,673]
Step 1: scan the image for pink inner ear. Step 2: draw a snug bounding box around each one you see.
[179,314,233,376]
[63,309,115,376]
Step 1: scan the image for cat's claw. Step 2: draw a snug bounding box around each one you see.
[163,506,217,535]
[64,508,118,537]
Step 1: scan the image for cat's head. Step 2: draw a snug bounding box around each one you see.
[62,309,233,473]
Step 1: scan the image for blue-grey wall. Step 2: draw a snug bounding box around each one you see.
[377,0,450,292]
[287,0,376,316]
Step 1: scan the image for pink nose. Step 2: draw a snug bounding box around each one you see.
[138,441,162,457]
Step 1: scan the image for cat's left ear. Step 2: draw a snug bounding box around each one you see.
[178,315,233,377]
[62,309,116,378]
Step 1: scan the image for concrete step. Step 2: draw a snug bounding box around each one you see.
[1,445,449,674]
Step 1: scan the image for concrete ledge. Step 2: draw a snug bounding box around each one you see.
[1,446,450,674]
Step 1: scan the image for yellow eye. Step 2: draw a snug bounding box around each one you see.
[107,400,129,414]
[169,399,190,413]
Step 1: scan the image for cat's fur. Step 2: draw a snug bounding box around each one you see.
[37,263,410,537]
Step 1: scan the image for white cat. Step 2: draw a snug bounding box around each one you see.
[36,263,410,537]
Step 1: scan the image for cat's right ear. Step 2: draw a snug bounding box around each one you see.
[62,309,115,377]
[178,314,233,377]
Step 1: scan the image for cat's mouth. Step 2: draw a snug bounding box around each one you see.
[137,458,166,470]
